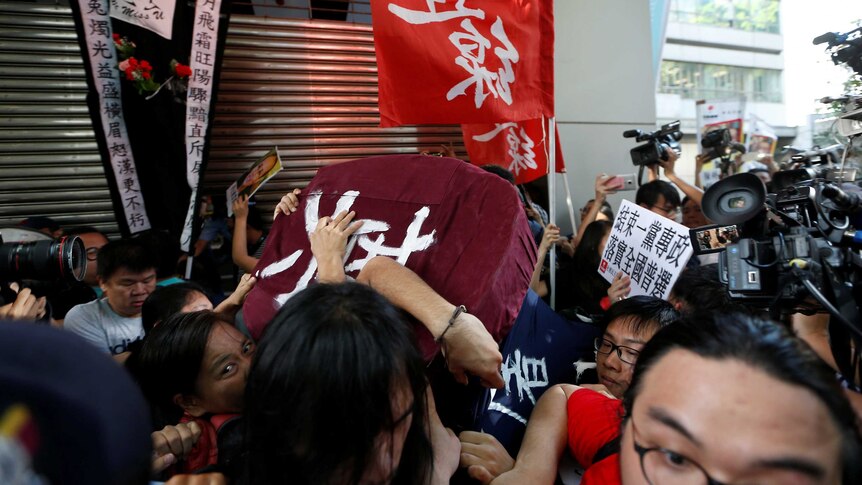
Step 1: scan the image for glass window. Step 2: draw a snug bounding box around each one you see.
[660,61,783,102]
[669,0,781,34]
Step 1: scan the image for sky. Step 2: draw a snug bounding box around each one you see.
[782,0,860,126]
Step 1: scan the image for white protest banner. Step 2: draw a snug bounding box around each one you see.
[696,98,745,189]
[179,0,224,251]
[78,0,151,234]
[597,200,693,300]
[110,0,176,40]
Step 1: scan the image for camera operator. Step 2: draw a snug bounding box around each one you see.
[646,147,705,210]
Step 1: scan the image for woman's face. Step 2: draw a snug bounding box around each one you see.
[596,318,656,399]
[190,322,255,416]
[361,381,415,485]
[682,199,709,229]
[619,349,843,485]
[181,291,213,313]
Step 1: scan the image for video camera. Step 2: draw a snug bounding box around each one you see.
[691,162,861,326]
[814,27,862,76]
[623,120,683,167]
[700,128,747,168]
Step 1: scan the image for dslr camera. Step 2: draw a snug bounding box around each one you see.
[623,120,683,167]
[0,228,86,283]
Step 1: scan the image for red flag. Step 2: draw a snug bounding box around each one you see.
[372,0,554,127]
[462,118,564,184]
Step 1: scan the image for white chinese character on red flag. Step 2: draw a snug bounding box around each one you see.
[388,0,484,24]
[471,123,537,177]
[447,17,518,108]
[462,118,564,184]
[372,0,554,126]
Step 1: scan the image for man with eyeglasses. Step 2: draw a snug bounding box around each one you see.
[42,226,110,322]
[458,296,679,484]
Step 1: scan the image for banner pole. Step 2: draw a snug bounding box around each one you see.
[548,117,556,310]
[562,173,577,239]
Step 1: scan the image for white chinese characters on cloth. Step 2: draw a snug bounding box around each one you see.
[179,0,223,251]
[598,200,693,300]
[79,0,151,233]
[472,122,537,178]
[388,0,520,109]
[255,190,437,306]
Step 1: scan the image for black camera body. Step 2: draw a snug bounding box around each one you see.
[702,171,861,321]
[623,120,683,166]
[701,128,733,160]
[814,27,862,76]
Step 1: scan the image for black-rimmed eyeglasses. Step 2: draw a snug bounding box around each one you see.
[593,337,640,365]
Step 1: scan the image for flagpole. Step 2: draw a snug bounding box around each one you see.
[562,173,577,237]
[548,117,556,310]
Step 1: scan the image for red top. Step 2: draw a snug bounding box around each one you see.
[566,389,623,485]
[177,413,238,473]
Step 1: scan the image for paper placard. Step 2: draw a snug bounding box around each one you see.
[597,200,693,300]
[226,148,284,216]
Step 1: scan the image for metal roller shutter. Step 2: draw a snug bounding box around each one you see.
[0,1,120,237]
[0,3,465,237]
[203,13,465,220]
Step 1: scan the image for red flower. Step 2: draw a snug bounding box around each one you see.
[125,68,135,81]
[112,33,120,42]
[175,64,192,78]
[142,71,152,80]
[129,57,139,68]
[140,60,152,70]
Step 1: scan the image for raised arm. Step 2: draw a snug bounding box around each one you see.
[356,256,504,388]
[529,223,560,297]
[573,174,616,248]
[660,148,704,206]
[231,195,258,274]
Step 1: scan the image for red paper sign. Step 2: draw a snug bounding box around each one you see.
[372,0,554,127]
[462,118,565,184]
[242,155,536,359]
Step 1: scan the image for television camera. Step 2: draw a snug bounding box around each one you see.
[623,120,683,185]
[701,128,747,176]
[696,149,862,386]
[814,26,862,77]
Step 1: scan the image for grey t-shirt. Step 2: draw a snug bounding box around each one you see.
[64,298,144,355]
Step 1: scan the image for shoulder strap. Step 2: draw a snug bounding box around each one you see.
[591,435,621,464]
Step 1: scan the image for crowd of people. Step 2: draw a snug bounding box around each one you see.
[0,149,860,485]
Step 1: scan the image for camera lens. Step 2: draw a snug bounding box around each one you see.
[719,192,755,213]
[0,235,86,282]
[728,196,747,209]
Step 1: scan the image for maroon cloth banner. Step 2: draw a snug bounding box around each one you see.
[371,0,554,127]
[462,118,565,184]
[242,155,536,359]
